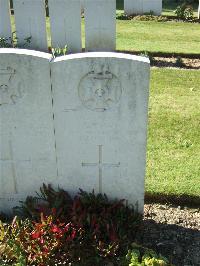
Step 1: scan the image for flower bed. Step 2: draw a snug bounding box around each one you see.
[0,184,170,265]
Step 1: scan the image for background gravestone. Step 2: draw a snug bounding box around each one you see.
[0,0,12,40]
[51,53,150,212]
[124,0,162,16]
[84,0,116,51]
[48,0,82,53]
[0,49,57,213]
[13,0,48,51]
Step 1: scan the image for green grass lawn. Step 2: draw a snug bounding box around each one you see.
[116,20,200,54]
[146,68,200,198]
[114,1,200,55]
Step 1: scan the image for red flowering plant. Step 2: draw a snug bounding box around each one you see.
[8,184,142,264]
[14,184,73,222]
[2,213,83,265]
[71,190,141,258]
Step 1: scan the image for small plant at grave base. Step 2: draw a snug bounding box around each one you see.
[14,184,73,221]
[140,51,154,65]
[116,13,129,20]
[174,3,194,20]
[50,45,68,58]
[175,56,185,67]
[120,243,170,265]
[0,33,31,49]
[0,184,171,265]
[0,215,83,265]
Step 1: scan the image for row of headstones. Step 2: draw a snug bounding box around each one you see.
[0,0,116,53]
[0,48,150,214]
[81,0,162,16]
[82,0,162,16]
[0,0,164,54]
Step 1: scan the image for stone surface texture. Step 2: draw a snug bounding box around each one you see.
[13,0,48,51]
[51,52,150,212]
[0,50,150,214]
[0,0,12,39]
[48,0,82,53]
[84,0,116,51]
[124,0,162,16]
[1,0,117,53]
[0,49,57,213]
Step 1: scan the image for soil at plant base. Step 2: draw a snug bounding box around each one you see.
[152,57,200,69]
[135,204,200,266]
[127,16,200,24]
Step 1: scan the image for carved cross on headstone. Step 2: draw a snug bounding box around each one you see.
[82,145,120,193]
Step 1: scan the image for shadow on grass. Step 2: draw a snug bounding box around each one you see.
[145,192,200,208]
[136,219,200,266]
[116,50,200,59]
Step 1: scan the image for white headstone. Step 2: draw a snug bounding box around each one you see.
[13,0,47,51]
[124,0,162,16]
[84,0,116,51]
[125,0,143,15]
[48,0,82,53]
[143,0,162,15]
[80,0,84,13]
[198,0,200,19]
[0,0,12,39]
[51,52,150,212]
[0,49,57,213]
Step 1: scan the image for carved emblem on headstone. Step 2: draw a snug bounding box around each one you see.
[78,64,122,111]
[0,67,24,106]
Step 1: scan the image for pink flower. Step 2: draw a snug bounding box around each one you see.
[51,225,61,233]
[31,231,41,239]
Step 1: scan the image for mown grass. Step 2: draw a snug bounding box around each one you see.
[45,17,199,55]
[146,68,200,198]
[116,20,200,55]
[115,0,199,55]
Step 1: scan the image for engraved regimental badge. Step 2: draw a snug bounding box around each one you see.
[78,64,122,112]
[0,67,24,106]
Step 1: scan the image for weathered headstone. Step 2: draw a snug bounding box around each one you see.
[84,0,116,51]
[0,49,57,213]
[51,52,150,212]
[48,0,82,53]
[0,0,12,40]
[143,0,162,15]
[13,0,47,51]
[124,0,162,16]
[80,0,84,13]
